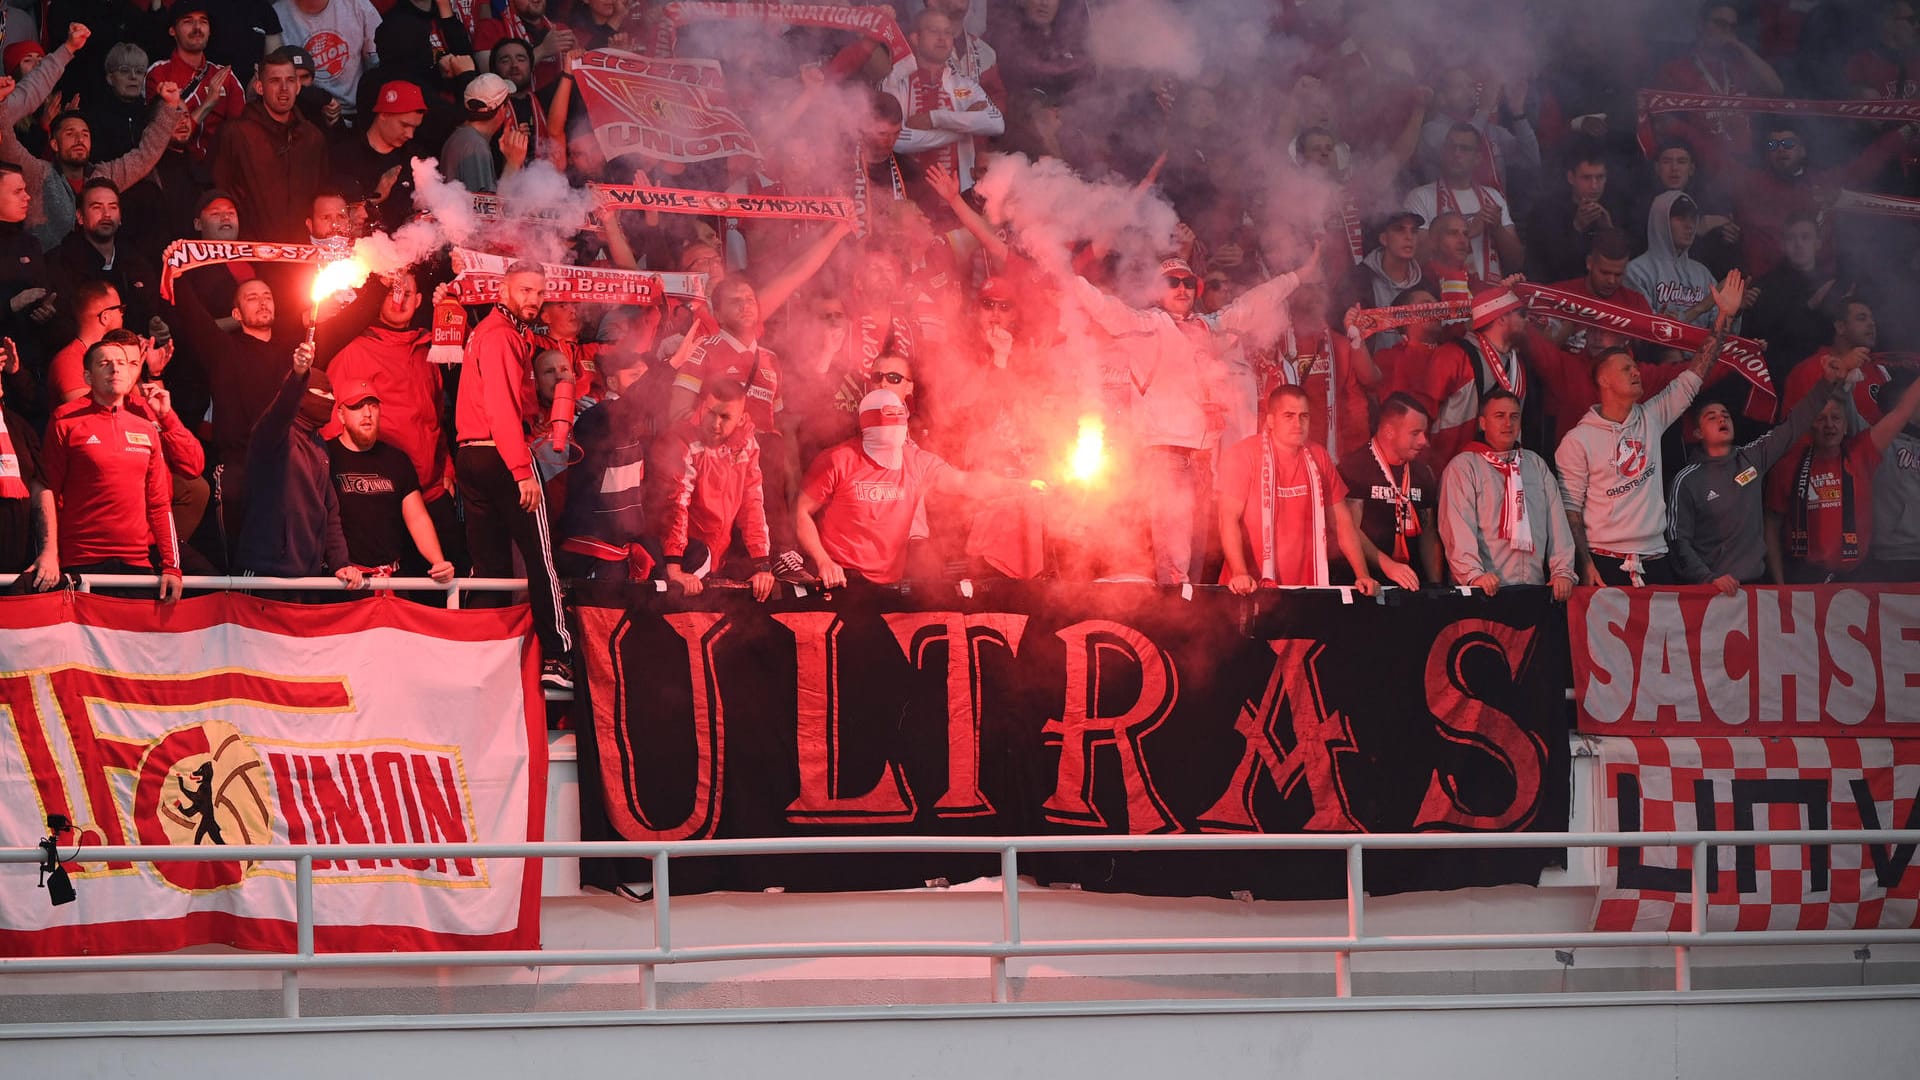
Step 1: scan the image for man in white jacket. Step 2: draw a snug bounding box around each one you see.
[881,10,1003,197]
[1556,270,1745,585]
[1440,389,1577,598]
[1065,255,1317,584]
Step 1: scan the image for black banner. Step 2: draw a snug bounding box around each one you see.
[572,584,1572,899]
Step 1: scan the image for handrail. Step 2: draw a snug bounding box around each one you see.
[5,829,1917,1018]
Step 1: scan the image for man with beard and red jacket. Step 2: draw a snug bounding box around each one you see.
[455,261,573,691]
[213,49,329,241]
[321,270,458,564]
[649,378,777,602]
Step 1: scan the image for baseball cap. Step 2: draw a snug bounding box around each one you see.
[463,73,512,112]
[194,188,239,217]
[373,80,428,115]
[978,277,1016,304]
[170,0,214,25]
[268,45,314,73]
[1159,257,1197,280]
[1374,210,1424,234]
[338,380,380,408]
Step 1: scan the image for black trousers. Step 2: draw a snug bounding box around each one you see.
[456,445,571,659]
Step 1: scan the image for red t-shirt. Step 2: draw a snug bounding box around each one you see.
[1765,437,1884,571]
[802,440,950,584]
[1783,350,1886,425]
[147,54,247,160]
[1215,436,1345,586]
[47,339,88,405]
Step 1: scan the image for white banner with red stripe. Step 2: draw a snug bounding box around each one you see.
[1592,736,1920,933]
[0,593,544,956]
[570,50,759,163]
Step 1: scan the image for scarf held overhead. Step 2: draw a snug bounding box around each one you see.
[1635,90,1920,154]
[448,247,709,306]
[662,2,910,63]
[157,239,328,303]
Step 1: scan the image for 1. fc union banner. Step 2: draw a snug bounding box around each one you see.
[569,51,759,163]
[0,593,545,957]
[1592,737,1920,931]
[1571,585,1920,738]
[573,584,1572,899]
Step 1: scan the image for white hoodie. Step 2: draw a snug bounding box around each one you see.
[1554,369,1703,557]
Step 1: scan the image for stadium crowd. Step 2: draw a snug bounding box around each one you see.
[0,0,1918,691]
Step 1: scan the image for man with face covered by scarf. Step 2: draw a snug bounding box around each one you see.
[232,340,365,589]
[794,389,1038,587]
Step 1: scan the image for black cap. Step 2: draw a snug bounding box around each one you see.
[268,45,314,71]
[193,188,238,216]
[170,0,214,25]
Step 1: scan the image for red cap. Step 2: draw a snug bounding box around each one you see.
[978,277,1016,304]
[338,380,380,408]
[373,80,428,115]
[4,42,45,77]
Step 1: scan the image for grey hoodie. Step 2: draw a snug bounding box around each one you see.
[1625,190,1721,329]
[1668,378,1840,583]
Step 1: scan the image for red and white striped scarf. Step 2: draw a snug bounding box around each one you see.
[1467,331,1524,400]
[1260,433,1328,587]
[1468,440,1533,553]
[0,408,27,499]
[1436,183,1502,280]
[1280,327,1338,462]
[905,66,961,177]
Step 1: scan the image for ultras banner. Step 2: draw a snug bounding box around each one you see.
[1570,585,1920,738]
[573,584,1572,899]
[0,593,545,956]
[1591,737,1920,932]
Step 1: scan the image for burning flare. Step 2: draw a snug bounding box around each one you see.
[311,256,371,304]
[1066,415,1107,485]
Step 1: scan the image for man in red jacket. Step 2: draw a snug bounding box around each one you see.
[454,262,572,691]
[41,338,183,601]
[649,378,776,601]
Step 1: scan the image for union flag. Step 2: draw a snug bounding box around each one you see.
[571,50,760,163]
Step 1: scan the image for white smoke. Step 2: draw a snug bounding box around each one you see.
[974,152,1180,298]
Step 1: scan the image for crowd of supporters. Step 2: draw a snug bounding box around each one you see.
[0,0,1918,692]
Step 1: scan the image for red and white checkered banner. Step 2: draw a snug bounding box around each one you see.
[0,593,545,957]
[1832,189,1920,221]
[1592,736,1920,932]
[569,50,759,164]
[1571,585,1920,738]
[447,247,708,306]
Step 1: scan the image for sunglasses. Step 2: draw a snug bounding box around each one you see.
[1164,275,1199,290]
[869,371,911,385]
[979,299,1014,312]
[1766,137,1799,150]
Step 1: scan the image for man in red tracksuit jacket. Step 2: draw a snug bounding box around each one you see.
[41,338,184,601]
[648,377,777,601]
[453,262,573,691]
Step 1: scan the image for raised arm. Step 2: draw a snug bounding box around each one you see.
[1866,371,1920,453]
[0,26,80,127]
[758,221,853,319]
[98,83,186,193]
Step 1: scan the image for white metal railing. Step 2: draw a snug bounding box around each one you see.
[5,829,1919,1021]
[74,574,533,610]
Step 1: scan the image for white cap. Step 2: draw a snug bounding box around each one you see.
[464,73,512,112]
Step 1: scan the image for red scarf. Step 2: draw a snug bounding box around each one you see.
[0,408,27,499]
[1467,331,1524,399]
[1466,439,1533,552]
[906,66,961,178]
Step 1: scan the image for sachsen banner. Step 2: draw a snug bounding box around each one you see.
[1592,737,1920,931]
[1571,585,1920,738]
[574,585,1572,899]
[0,594,545,957]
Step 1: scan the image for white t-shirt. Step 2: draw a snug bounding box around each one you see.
[274,0,382,112]
[1404,182,1512,280]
